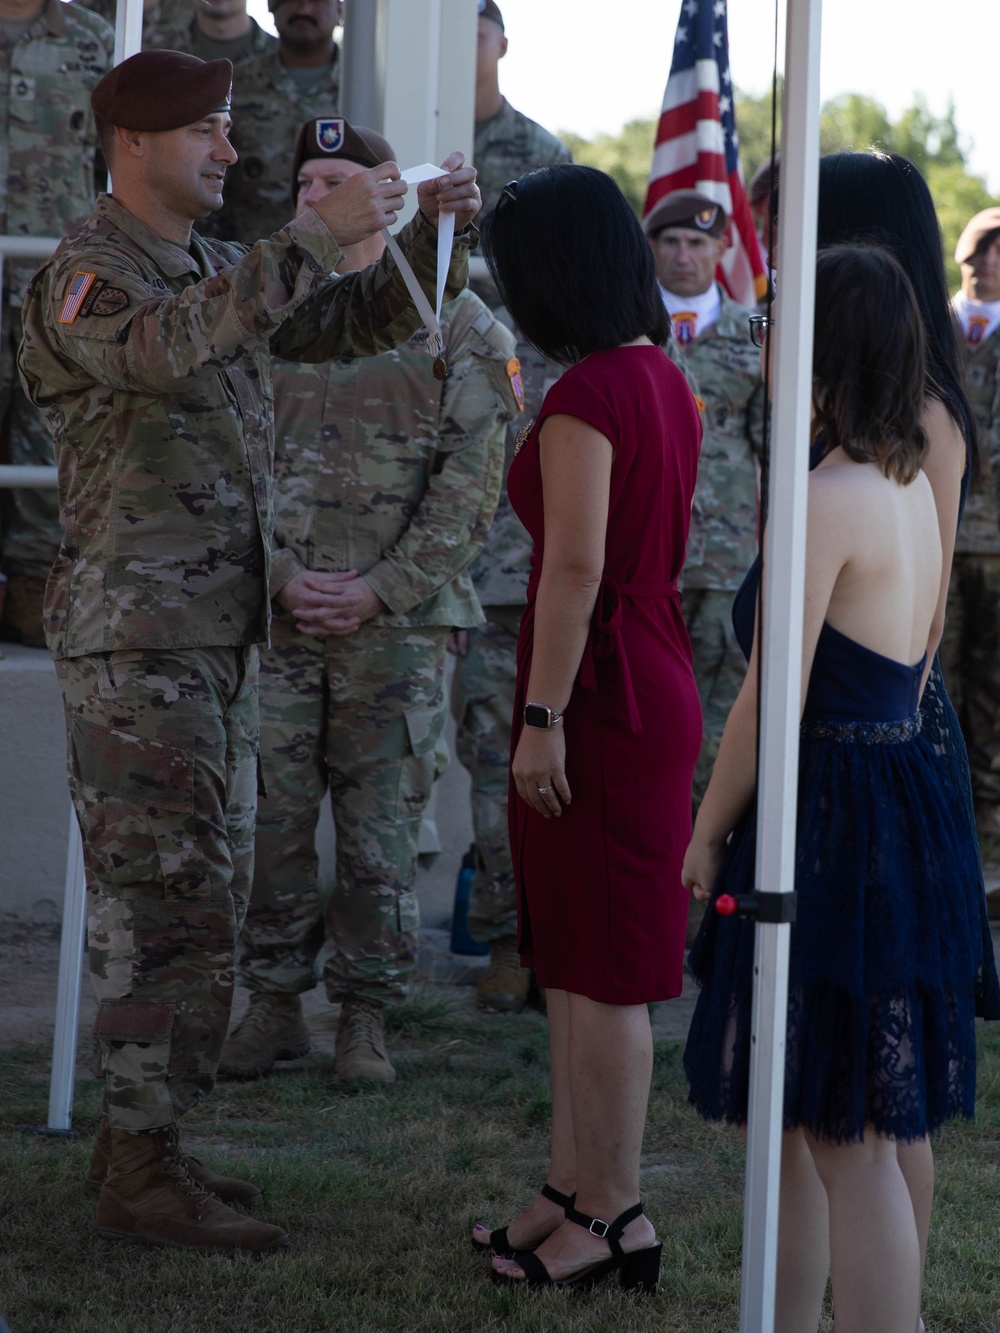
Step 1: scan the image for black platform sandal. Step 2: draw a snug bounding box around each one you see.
[490,1201,662,1295]
[471,1183,576,1259]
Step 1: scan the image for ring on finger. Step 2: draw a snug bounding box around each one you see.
[537,785,553,794]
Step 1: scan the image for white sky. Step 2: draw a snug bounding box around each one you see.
[246,1,998,195]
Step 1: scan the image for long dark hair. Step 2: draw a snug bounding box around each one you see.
[813,246,927,483]
[816,150,978,479]
[481,164,670,365]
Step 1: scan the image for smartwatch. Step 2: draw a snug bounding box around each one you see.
[523,702,565,729]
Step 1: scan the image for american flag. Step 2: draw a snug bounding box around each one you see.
[644,0,767,307]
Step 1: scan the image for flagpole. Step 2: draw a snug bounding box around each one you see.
[739,0,822,1329]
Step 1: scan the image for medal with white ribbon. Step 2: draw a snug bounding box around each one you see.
[380,163,456,381]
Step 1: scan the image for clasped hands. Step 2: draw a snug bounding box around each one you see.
[309,150,481,248]
[276,569,386,638]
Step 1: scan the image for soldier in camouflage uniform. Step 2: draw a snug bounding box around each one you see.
[209,0,342,244]
[220,119,517,1084]
[18,50,480,1252]
[942,208,1000,850]
[0,0,113,646]
[645,190,763,804]
[448,0,572,1014]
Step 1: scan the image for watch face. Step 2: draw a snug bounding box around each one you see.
[524,704,550,728]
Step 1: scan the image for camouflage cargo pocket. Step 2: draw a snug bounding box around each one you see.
[69,715,193,812]
[397,887,421,934]
[396,697,448,820]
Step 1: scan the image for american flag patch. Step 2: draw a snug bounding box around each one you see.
[58,271,97,324]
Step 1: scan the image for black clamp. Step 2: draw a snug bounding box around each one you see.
[715,890,797,924]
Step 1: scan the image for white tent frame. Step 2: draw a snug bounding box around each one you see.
[738,0,823,1328]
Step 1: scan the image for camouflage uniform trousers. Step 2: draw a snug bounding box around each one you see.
[56,646,260,1132]
[682,587,747,807]
[240,624,451,1006]
[0,307,61,579]
[940,553,1000,838]
[449,605,523,941]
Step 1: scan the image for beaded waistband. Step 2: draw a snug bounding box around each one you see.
[799,712,922,745]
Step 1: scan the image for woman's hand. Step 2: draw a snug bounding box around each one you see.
[682,835,726,903]
[512,725,571,818]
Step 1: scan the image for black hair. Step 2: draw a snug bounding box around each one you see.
[812,246,927,483]
[481,164,670,365]
[816,150,979,479]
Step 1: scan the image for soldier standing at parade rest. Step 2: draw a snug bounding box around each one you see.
[220,117,519,1084]
[645,189,763,806]
[18,50,481,1253]
[210,0,343,243]
[449,0,572,1012]
[942,206,1000,864]
[0,0,113,646]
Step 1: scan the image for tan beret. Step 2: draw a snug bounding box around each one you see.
[291,118,396,194]
[955,207,1000,265]
[644,189,728,238]
[91,51,232,132]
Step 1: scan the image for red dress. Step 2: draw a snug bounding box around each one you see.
[507,345,703,1004]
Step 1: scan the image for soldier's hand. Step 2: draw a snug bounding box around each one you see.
[310,162,407,247]
[446,629,469,657]
[417,152,481,231]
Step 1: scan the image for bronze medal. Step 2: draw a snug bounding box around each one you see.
[432,355,448,381]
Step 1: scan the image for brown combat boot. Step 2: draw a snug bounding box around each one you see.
[334,997,396,1083]
[95,1126,289,1252]
[86,1118,263,1207]
[0,573,47,648]
[217,992,310,1078]
[476,936,531,1013]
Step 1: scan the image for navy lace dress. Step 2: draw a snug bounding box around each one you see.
[684,556,1000,1143]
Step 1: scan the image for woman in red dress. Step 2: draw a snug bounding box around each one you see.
[470,165,703,1292]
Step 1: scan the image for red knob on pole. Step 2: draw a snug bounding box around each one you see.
[715,894,739,917]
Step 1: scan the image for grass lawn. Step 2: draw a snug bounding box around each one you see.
[1,992,999,1333]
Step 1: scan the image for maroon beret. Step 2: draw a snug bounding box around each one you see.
[644,188,728,238]
[291,117,396,193]
[91,51,233,132]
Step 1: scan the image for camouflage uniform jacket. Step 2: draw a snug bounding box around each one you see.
[954,317,1000,555]
[213,46,341,245]
[153,16,277,65]
[18,194,471,658]
[0,0,113,307]
[269,288,517,630]
[473,98,572,217]
[665,285,763,592]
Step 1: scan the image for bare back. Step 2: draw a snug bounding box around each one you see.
[802,450,942,689]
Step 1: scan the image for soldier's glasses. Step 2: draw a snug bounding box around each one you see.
[748,315,773,348]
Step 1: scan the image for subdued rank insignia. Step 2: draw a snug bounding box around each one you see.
[506,357,525,412]
[316,118,345,153]
[433,356,448,381]
[58,271,97,323]
[967,315,989,348]
[87,285,130,317]
[672,312,697,347]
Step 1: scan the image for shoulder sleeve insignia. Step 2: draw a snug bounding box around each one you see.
[58,271,97,323]
[87,285,130,317]
[506,357,525,413]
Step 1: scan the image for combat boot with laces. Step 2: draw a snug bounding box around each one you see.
[217,991,310,1078]
[95,1126,289,1252]
[335,997,396,1083]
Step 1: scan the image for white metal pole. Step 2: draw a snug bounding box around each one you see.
[47,814,88,1133]
[739,0,823,1329]
[113,0,143,68]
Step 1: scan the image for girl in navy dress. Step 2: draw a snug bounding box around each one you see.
[682,246,999,1333]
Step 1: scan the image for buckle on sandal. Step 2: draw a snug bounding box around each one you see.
[588,1217,610,1238]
